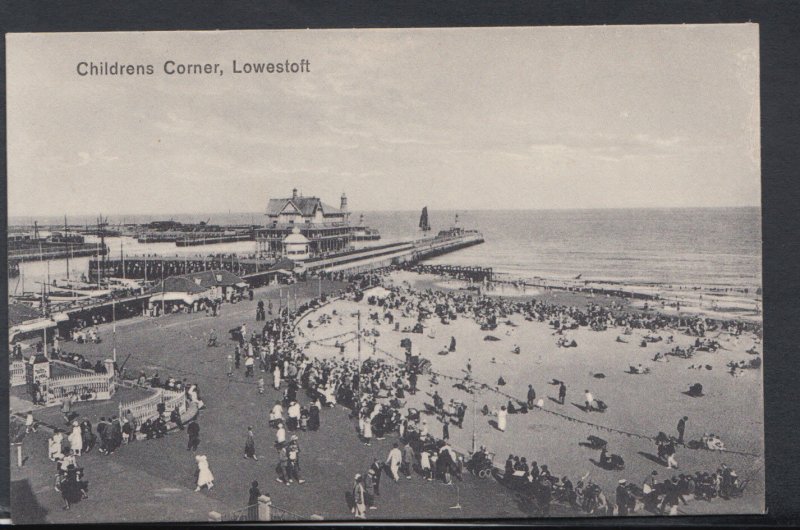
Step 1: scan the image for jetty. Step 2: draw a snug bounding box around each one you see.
[89,227,485,286]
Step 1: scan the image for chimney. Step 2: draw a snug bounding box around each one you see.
[340,192,348,211]
[292,188,298,200]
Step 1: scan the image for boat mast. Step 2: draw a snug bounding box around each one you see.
[65,214,70,282]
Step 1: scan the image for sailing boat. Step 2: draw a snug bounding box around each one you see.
[419,206,431,234]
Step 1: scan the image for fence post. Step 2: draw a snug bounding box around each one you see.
[257,495,272,521]
[104,359,116,395]
[208,511,222,522]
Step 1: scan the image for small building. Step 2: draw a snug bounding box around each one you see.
[283,227,310,261]
[181,270,249,301]
[147,276,211,310]
[147,270,249,310]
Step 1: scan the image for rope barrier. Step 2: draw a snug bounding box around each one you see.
[299,302,762,459]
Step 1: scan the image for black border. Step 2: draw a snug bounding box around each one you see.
[2,0,799,526]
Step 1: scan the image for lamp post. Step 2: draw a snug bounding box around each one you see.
[112,295,117,363]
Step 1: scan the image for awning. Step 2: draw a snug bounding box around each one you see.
[149,292,206,305]
[11,318,58,334]
[52,312,70,323]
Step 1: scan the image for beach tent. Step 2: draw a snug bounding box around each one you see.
[364,286,392,299]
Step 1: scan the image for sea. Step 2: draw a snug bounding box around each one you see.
[7,207,762,295]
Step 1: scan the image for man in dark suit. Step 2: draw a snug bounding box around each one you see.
[187,421,200,451]
[677,416,688,444]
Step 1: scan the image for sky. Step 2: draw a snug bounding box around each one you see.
[6,25,761,217]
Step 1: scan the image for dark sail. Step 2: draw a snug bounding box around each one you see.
[419,207,431,232]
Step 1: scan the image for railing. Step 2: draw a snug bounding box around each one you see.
[119,389,165,427]
[163,388,188,415]
[47,370,115,405]
[118,387,187,428]
[267,505,306,522]
[211,497,311,523]
[220,504,260,522]
[10,361,26,387]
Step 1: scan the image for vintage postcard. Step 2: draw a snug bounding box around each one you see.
[6,26,762,522]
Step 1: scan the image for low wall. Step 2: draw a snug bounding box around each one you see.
[119,388,187,428]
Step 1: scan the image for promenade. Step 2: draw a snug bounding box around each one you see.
[11,279,527,523]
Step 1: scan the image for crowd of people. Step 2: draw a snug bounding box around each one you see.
[18,263,759,519]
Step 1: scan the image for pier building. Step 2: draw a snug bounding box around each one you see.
[255,189,354,259]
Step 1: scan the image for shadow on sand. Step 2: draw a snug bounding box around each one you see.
[637,451,666,466]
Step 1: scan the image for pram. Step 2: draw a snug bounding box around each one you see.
[467,450,495,478]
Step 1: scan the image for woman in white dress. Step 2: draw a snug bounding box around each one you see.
[187,385,205,410]
[68,422,83,456]
[497,406,508,432]
[194,455,214,492]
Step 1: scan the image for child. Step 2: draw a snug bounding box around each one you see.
[257,377,265,395]
[299,407,309,431]
[25,411,37,433]
[421,450,432,481]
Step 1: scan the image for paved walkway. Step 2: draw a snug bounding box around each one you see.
[11,280,528,522]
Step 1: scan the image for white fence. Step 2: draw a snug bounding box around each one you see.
[119,388,187,428]
[10,361,26,387]
[47,371,115,405]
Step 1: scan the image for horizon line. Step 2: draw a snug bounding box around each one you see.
[7,204,762,221]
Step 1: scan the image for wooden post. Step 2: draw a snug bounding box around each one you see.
[13,443,22,467]
[257,495,272,521]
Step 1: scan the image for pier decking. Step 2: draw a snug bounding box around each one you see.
[89,229,485,284]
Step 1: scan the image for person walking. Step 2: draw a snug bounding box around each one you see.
[386,443,402,482]
[187,420,200,451]
[616,479,630,516]
[497,405,508,432]
[286,441,305,484]
[68,421,83,456]
[244,426,258,460]
[275,445,289,484]
[401,442,415,479]
[275,422,286,448]
[558,381,567,405]
[61,394,74,425]
[441,416,450,441]
[352,474,367,519]
[247,481,261,521]
[364,469,378,510]
[244,355,255,378]
[194,455,215,492]
[584,390,594,412]
[527,384,537,409]
[226,355,234,378]
[421,450,432,481]
[677,416,688,445]
[273,365,281,390]
[370,458,383,496]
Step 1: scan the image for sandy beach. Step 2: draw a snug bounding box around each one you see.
[300,271,764,515]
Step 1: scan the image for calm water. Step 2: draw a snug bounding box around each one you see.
[8,207,762,293]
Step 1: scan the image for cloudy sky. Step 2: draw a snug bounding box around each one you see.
[6,25,760,217]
